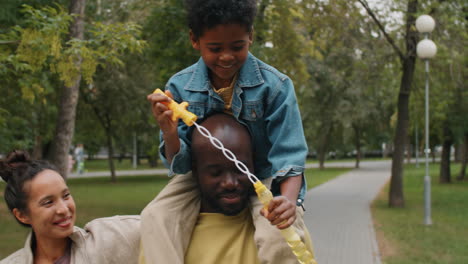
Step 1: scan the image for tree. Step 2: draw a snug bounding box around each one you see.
[358,0,419,207]
[0,3,146,177]
[48,0,86,178]
[429,0,468,183]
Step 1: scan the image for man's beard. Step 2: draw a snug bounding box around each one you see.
[202,190,250,216]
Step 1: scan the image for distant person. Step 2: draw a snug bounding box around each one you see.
[74,143,85,175]
[145,0,309,263]
[67,154,75,175]
[0,150,140,264]
[141,114,314,264]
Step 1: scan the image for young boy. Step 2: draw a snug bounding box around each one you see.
[142,0,309,263]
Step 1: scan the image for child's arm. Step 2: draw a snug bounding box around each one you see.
[260,175,302,229]
[147,90,180,164]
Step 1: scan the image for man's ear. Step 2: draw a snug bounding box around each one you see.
[189,30,200,50]
[13,208,31,225]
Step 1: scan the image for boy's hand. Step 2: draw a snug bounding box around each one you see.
[147,90,178,135]
[260,196,296,229]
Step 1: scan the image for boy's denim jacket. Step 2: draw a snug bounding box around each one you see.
[159,53,308,205]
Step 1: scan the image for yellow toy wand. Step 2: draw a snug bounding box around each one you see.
[153,89,317,264]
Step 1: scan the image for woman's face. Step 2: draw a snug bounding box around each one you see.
[16,169,76,240]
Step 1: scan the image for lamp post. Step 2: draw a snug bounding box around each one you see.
[416,14,437,226]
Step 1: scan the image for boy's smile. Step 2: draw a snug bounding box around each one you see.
[190,23,253,89]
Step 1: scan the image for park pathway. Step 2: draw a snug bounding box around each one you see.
[303,160,391,264]
[67,160,359,178]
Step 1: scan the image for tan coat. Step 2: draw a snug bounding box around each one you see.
[1,215,140,264]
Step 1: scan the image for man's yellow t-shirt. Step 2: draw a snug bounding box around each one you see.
[185,208,261,264]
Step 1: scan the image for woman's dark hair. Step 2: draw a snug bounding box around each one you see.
[185,0,257,39]
[0,150,58,227]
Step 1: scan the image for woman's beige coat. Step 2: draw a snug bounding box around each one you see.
[1,215,140,264]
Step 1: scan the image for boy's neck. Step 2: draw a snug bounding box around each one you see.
[209,71,238,90]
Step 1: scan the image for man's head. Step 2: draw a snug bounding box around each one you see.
[185,0,257,89]
[191,113,254,216]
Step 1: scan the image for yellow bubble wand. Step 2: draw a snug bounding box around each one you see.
[153,89,317,264]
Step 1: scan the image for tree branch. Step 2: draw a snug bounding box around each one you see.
[357,0,405,60]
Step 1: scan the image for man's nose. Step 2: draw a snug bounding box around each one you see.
[221,172,239,189]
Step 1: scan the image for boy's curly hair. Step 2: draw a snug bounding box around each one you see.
[185,0,257,39]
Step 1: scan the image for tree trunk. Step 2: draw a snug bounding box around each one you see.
[32,135,43,160]
[48,0,86,178]
[405,134,411,164]
[353,124,361,169]
[457,133,467,181]
[105,123,117,183]
[317,125,332,170]
[454,143,462,162]
[388,0,418,208]
[318,149,326,170]
[439,123,452,183]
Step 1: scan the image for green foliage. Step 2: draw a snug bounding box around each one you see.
[409,0,468,148]
[299,0,398,158]
[143,0,198,89]
[254,0,312,89]
[1,4,147,91]
[0,4,147,154]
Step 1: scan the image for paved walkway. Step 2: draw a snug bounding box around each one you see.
[303,160,391,264]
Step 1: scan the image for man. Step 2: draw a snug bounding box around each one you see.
[140,114,314,263]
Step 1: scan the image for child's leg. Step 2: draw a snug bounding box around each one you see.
[250,179,312,264]
[140,172,200,264]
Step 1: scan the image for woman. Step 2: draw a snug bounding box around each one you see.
[0,150,140,264]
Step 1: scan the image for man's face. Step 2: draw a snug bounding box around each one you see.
[192,126,254,216]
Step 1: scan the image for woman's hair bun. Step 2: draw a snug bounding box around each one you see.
[0,150,31,182]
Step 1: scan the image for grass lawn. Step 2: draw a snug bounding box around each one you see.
[0,167,350,258]
[372,163,468,264]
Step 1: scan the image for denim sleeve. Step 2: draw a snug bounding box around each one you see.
[159,133,191,176]
[158,85,193,176]
[265,78,308,205]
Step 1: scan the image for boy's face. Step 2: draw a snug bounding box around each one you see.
[190,23,253,89]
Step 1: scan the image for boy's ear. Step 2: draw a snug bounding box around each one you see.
[249,26,254,45]
[189,30,200,50]
[13,208,31,225]
[249,27,254,44]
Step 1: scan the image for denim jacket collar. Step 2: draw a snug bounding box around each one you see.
[184,52,264,93]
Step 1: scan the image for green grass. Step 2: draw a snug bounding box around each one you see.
[306,157,391,164]
[0,167,349,258]
[372,163,468,264]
